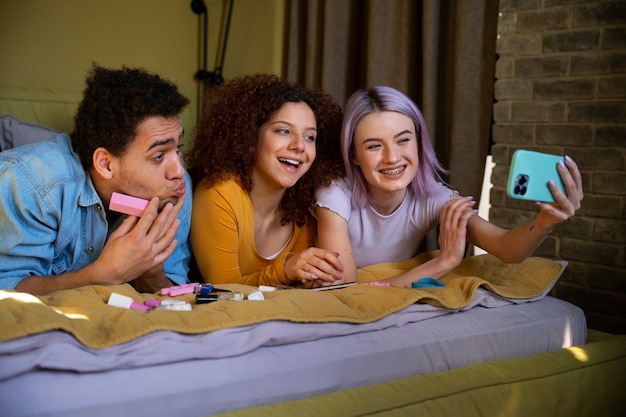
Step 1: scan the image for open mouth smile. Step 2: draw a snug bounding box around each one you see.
[278,157,302,169]
[380,166,405,175]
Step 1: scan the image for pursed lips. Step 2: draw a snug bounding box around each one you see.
[172,181,187,197]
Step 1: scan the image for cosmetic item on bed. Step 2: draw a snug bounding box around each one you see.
[196,292,244,304]
[258,285,296,292]
[107,292,150,311]
[109,192,149,217]
[247,290,265,301]
[310,282,358,291]
[161,283,198,296]
[194,284,214,295]
[144,299,162,308]
[155,299,192,311]
[411,278,446,289]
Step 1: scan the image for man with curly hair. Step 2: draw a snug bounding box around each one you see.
[0,64,192,295]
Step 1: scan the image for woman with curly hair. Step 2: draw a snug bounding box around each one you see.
[186,74,346,287]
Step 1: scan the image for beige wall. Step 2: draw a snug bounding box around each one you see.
[0,0,285,140]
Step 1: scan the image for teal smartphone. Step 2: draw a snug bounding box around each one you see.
[506,150,566,203]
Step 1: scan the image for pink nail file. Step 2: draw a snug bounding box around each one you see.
[110,192,149,217]
[108,292,150,311]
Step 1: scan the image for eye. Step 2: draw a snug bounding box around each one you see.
[305,134,316,142]
[176,144,184,154]
[367,143,382,151]
[276,128,291,136]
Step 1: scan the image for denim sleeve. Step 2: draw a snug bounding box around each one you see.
[162,171,193,285]
[0,163,57,289]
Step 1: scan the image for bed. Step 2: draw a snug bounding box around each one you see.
[1,88,625,417]
[1,253,625,417]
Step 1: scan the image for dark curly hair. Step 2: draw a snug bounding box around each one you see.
[186,73,344,226]
[71,63,190,169]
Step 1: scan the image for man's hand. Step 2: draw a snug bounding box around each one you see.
[94,194,184,286]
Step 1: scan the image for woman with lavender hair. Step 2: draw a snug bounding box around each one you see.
[316,86,583,288]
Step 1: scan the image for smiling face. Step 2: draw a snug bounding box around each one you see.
[351,111,419,203]
[107,116,186,209]
[252,101,317,192]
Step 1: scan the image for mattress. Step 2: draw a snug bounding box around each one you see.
[0,293,586,417]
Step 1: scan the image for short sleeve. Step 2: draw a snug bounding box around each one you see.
[315,179,353,223]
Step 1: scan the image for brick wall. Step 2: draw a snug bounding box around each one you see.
[491,0,626,333]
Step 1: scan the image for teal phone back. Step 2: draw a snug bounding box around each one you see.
[506,150,566,203]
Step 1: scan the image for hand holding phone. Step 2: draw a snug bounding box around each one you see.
[506,150,567,203]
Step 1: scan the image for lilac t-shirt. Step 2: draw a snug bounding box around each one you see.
[316,178,455,268]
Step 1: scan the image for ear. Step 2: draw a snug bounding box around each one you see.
[91,147,116,180]
[349,148,360,166]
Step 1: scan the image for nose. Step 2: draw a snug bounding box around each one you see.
[167,153,186,180]
[289,134,306,152]
[383,144,400,163]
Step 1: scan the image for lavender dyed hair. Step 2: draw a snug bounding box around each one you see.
[341,86,448,208]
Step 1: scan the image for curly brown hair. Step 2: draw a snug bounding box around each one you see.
[186,74,344,226]
[71,63,190,169]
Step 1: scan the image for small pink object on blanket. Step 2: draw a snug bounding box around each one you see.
[365,281,390,287]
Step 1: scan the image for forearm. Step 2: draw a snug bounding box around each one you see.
[380,253,462,288]
[469,216,554,264]
[13,262,108,295]
[491,220,554,263]
[130,265,173,293]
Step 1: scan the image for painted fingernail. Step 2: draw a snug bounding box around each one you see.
[565,155,573,163]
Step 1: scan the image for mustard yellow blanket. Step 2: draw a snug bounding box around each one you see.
[0,254,564,349]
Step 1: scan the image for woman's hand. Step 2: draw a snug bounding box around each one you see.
[285,248,345,285]
[536,155,583,227]
[436,195,477,270]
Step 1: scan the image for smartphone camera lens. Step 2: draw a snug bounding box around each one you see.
[514,174,528,196]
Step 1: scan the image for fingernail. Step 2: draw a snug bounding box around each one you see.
[565,155,573,163]
[549,180,556,187]
[559,161,565,168]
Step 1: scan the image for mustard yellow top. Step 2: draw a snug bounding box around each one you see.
[190,178,316,286]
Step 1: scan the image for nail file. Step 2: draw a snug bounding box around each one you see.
[107,292,150,311]
[110,192,149,217]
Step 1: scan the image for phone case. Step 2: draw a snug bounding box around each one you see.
[506,150,566,203]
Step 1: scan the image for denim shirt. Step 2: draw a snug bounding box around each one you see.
[0,133,192,289]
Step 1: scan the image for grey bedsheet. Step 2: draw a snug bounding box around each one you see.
[0,292,586,417]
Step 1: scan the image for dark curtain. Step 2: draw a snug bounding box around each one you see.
[284,0,500,200]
